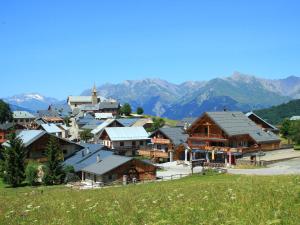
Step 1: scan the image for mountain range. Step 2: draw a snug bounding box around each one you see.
[2,72,300,120]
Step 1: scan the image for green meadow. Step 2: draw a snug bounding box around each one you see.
[1,175,300,225]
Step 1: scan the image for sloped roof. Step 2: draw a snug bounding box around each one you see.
[98,102,119,109]
[5,130,46,147]
[0,122,15,130]
[204,112,280,143]
[91,119,117,135]
[153,127,188,146]
[68,96,93,103]
[104,127,150,141]
[41,124,62,133]
[13,111,35,119]
[245,112,278,131]
[117,118,139,127]
[82,155,132,175]
[290,116,300,120]
[37,109,61,118]
[64,143,112,172]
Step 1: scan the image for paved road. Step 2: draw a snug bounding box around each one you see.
[228,158,300,175]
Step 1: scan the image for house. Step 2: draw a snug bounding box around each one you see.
[40,123,63,137]
[99,127,150,156]
[187,111,281,165]
[139,127,188,163]
[246,112,279,134]
[80,102,120,116]
[0,122,25,144]
[57,124,70,139]
[81,155,156,183]
[2,130,83,162]
[91,119,124,143]
[64,143,113,174]
[13,111,36,128]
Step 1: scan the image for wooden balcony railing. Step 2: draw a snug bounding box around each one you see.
[188,145,260,153]
[138,149,169,159]
[151,138,171,144]
[189,133,227,139]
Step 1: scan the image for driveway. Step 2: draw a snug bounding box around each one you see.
[228,158,300,175]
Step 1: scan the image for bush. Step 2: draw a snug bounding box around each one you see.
[64,165,75,174]
[25,162,39,186]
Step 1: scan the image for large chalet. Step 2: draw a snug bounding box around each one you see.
[187,111,281,164]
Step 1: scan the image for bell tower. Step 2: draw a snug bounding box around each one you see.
[91,83,98,105]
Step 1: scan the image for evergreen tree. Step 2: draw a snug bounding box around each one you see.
[0,99,13,123]
[289,121,300,145]
[79,129,93,142]
[136,107,144,115]
[43,136,64,185]
[280,119,291,139]
[2,133,26,187]
[120,103,132,116]
[147,117,165,132]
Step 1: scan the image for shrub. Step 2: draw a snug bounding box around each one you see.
[25,162,39,186]
[64,173,80,184]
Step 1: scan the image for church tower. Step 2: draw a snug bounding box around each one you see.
[91,83,98,105]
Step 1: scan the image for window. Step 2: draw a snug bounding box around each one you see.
[120,142,124,147]
[132,141,136,146]
[139,141,144,145]
[63,150,67,154]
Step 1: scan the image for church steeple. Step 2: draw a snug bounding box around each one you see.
[91,83,98,105]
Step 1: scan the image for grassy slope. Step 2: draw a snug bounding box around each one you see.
[1,175,300,225]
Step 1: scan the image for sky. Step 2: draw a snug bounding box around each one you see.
[0,0,300,99]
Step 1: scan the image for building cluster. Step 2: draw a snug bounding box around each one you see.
[0,85,283,185]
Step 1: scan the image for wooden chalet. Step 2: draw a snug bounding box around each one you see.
[2,130,83,162]
[0,122,26,144]
[81,155,156,184]
[187,112,281,165]
[139,127,188,163]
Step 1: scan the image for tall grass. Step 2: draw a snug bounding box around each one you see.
[0,175,300,225]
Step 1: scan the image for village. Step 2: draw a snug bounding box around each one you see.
[1,85,298,189]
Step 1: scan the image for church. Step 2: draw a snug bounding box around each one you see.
[67,85,120,116]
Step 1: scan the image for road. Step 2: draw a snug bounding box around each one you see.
[228,158,300,175]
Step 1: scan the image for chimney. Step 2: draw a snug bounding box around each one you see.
[96,154,101,163]
[86,147,90,155]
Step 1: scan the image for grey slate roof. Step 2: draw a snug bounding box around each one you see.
[37,109,61,118]
[153,127,188,146]
[13,111,35,119]
[64,143,113,172]
[82,155,132,175]
[104,127,150,141]
[98,102,119,109]
[205,112,280,143]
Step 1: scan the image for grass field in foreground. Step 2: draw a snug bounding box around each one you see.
[1,174,300,225]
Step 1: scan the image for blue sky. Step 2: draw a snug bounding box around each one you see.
[0,0,299,99]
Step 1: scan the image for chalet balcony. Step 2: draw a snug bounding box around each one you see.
[138,149,169,159]
[189,133,228,140]
[151,138,171,145]
[188,144,260,154]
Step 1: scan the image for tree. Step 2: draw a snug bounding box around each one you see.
[280,119,291,140]
[43,136,64,185]
[25,162,39,186]
[289,121,300,145]
[147,117,165,132]
[2,133,26,187]
[120,103,132,116]
[63,116,71,126]
[80,129,93,142]
[136,107,144,115]
[0,99,13,123]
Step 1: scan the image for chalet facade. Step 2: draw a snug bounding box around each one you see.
[2,130,83,162]
[81,155,156,183]
[99,127,150,156]
[139,127,188,163]
[0,123,25,144]
[187,112,281,164]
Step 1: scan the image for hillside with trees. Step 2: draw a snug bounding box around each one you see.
[254,99,300,125]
